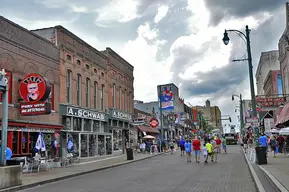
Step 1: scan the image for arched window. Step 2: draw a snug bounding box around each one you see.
[124,89,127,111]
[94,81,98,109]
[66,70,72,103]
[86,78,90,107]
[101,85,105,111]
[76,74,82,105]
[119,86,121,109]
[112,84,116,108]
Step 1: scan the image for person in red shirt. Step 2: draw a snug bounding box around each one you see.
[192,136,201,163]
[215,136,222,154]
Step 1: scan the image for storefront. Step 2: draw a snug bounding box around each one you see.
[59,104,111,158]
[108,108,136,153]
[0,120,62,158]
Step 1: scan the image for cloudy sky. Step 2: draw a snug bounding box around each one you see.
[1,0,287,130]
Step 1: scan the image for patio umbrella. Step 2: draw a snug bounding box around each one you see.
[279,127,289,135]
[143,135,155,139]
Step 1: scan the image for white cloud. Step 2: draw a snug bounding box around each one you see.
[154,5,169,23]
[70,5,88,13]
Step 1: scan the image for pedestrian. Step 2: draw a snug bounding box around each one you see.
[185,140,192,162]
[179,137,186,156]
[192,136,201,163]
[169,140,174,155]
[221,136,227,153]
[205,140,213,163]
[215,136,222,154]
[269,136,277,158]
[202,143,208,163]
[211,138,217,163]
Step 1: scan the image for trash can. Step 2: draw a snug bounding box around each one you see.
[255,146,267,165]
[126,148,134,160]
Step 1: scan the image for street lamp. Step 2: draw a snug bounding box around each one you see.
[223,26,257,118]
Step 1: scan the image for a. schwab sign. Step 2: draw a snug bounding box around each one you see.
[60,105,108,121]
[109,108,132,121]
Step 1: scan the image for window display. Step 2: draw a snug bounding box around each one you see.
[106,135,112,155]
[73,118,82,131]
[98,135,105,155]
[118,130,123,150]
[70,133,79,156]
[80,134,88,157]
[93,121,100,132]
[89,135,97,156]
[84,119,91,132]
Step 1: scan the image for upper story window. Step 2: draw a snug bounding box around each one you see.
[112,84,116,108]
[49,83,55,110]
[101,85,105,111]
[94,81,98,110]
[94,68,97,74]
[85,64,90,70]
[118,86,121,110]
[76,60,81,65]
[86,78,90,107]
[101,72,104,77]
[76,74,82,106]
[66,70,72,103]
[124,89,127,111]
[66,55,71,61]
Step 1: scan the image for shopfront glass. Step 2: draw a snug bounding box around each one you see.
[73,118,82,131]
[129,131,137,147]
[112,129,123,151]
[70,133,79,156]
[89,135,97,156]
[98,135,105,155]
[80,134,88,157]
[106,135,112,155]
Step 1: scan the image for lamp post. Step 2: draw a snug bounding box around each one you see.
[232,94,244,135]
[157,85,164,143]
[223,26,257,118]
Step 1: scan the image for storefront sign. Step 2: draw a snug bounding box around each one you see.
[109,109,132,121]
[19,73,51,115]
[256,96,286,111]
[20,102,51,116]
[66,106,106,121]
[150,117,159,128]
[0,126,55,133]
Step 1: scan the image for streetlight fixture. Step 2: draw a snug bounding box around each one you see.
[223,26,257,118]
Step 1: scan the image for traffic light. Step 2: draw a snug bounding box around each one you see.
[229,117,232,122]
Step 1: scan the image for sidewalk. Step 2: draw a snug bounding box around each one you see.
[0,153,161,192]
[259,153,289,191]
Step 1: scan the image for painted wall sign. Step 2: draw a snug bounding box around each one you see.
[66,106,106,121]
[19,73,52,116]
[20,102,51,116]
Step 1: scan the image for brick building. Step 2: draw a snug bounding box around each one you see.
[0,16,62,157]
[32,26,135,157]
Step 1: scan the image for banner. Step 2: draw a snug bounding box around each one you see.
[159,85,174,110]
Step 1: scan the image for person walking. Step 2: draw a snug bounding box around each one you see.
[202,143,208,164]
[179,137,186,156]
[221,136,227,153]
[185,140,192,162]
[192,136,201,163]
[169,140,174,155]
[205,140,213,163]
[269,136,277,158]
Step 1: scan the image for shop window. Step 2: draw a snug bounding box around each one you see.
[106,135,112,155]
[94,81,98,109]
[73,117,82,131]
[80,134,88,157]
[86,78,90,107]
[66,70,72,103]
[48,83,55,110]
[76,74,82,106]
[84,119,91,132]
[70,133,79,156]
[11,132,30,156]
[0,70,12,104]
[93,121,100,132]
[89,135,97,156]
[98,135,105,156]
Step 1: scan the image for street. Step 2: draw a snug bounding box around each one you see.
[18,146,256,192]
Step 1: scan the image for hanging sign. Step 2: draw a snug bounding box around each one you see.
[149,117,159,128]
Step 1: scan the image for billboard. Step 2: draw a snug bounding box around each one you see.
[158,84,174,110]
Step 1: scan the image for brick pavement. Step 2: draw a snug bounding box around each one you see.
[17,146,256,192]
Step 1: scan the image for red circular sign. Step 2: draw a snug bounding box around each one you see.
[150,117,159,128]
[19,73,51,102]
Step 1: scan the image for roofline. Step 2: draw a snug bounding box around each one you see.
[0,16,58,49]
[255,50,279,78]
[105,47,134,69]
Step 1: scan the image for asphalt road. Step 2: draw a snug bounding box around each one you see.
[19,146,256,192]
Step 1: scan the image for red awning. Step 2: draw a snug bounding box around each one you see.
[276,104,289,126]
[0,121,63,129]
[137,126,160,134]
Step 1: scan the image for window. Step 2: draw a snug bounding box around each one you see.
[66,55,71,61]
[76,74,82,106]
[284,67,289,95]
[66,70,72,103]
[76,60,81,65]
[49,83,55,110]
[0,70,12,104]
[124,89,127,111]
[94,68,97,74]
[101,84,105,111]
[128,92,131,113]
[119,86,121,109]
[101,72,104,77]
[86,78,90,107]
[112,84,116,108]
[94,81,98,109]
[85,64,90,70]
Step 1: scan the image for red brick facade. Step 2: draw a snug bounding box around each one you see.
[0,16,60,124]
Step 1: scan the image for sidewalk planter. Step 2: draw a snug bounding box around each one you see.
[255,146,267,165]
[0,165,22,189]
[126,148,134,160]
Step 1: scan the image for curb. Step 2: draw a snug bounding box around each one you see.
[0,154,161,192]
[258,165,288,192]
[241,148,266,192]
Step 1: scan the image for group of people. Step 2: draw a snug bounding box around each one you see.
[176,135,227,164]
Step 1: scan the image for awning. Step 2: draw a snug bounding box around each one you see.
[276,103,289,126]
[274,105,284,126]
[137,126,160,134]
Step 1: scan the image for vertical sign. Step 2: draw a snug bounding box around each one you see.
[158,85,174,110]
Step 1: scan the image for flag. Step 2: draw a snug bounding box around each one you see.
[35,133,46,151]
